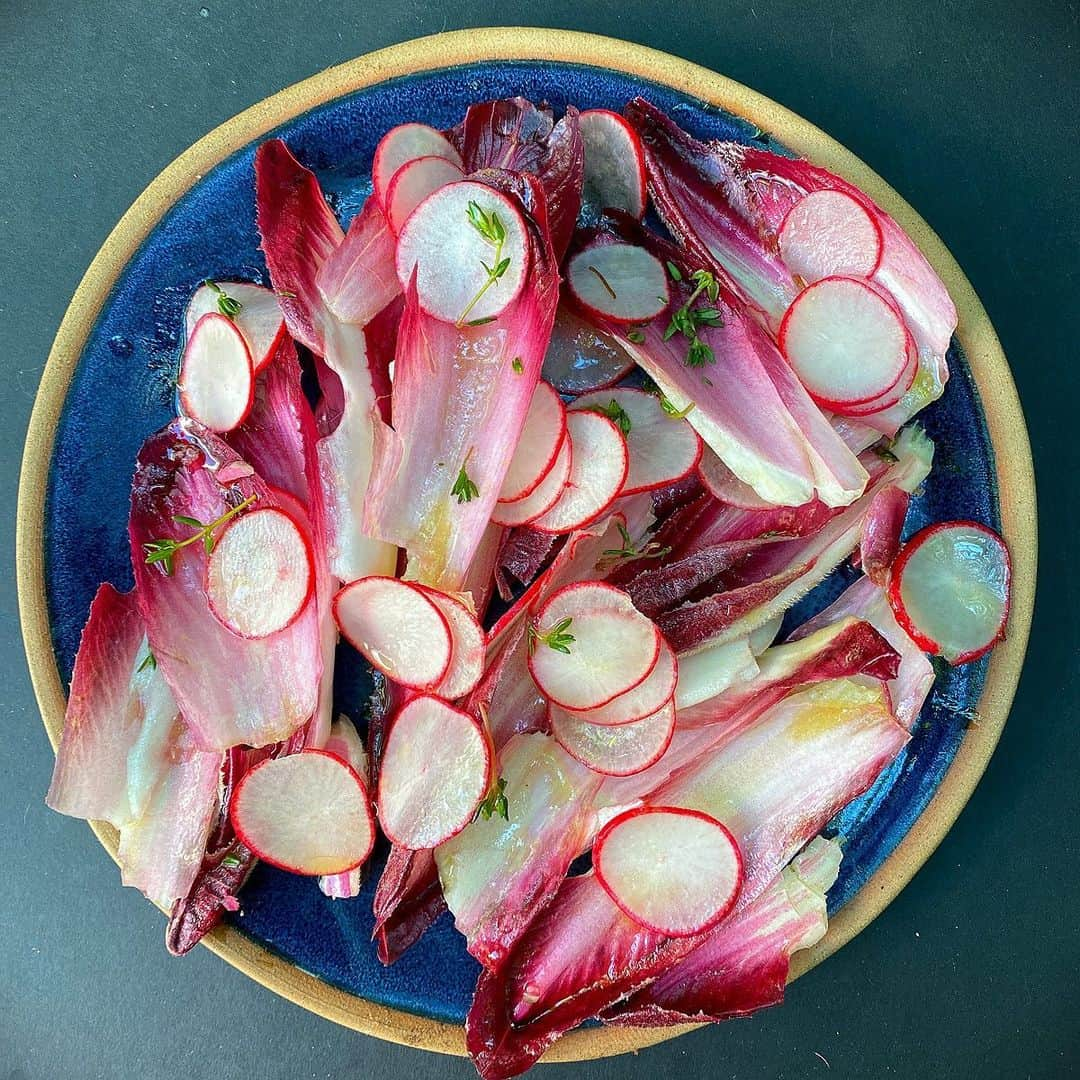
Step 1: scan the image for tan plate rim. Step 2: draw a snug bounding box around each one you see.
[16,27,1037,1064]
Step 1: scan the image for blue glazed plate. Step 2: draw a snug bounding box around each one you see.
[20,30,1035,1062]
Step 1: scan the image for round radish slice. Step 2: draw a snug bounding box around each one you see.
[333,576,452,690]
[185,281,286,375]
[490,433,572,528]
[372,122,463,207]
[395,181,529,325]
[206,507,314,639]
[697,447,776,509]
[566,639,676,727]
[887,521,1011,664]
[550,699,675,776]
[594,806,743,935]
[778,190,883,283]
[530,411,628,534]
[385,154,466,235]
[376,694,491,848]
[542,305,635,395]
[528,581,660,711]
[779,276,910,410]
[417,587,486,701]
[579,109,647,220]
[177,312,254,433]
[566,242,669,324]
[834,336,918,417]
[571,388,703,495]
[498,381,568,503]
[230,751,374,875]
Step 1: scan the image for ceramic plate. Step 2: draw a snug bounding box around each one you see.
[18,28,1035,1063]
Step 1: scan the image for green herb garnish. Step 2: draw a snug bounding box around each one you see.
[528,616,575,655]
[626,329,646,344]
[474,776,509,822]
[601,522,672,563]
[511,357,524,374]
[659,395,695,419]
[451,464,479,504]
[457,202,510,327]
[665,269,723,368]
[142,493,258,575]
[136,650,157,673]
[586,398,632,436]
[204,279,243,319]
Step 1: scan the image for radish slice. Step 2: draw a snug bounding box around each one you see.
[530,411,628,534]
[542,305,635,395]
[177,312,254,432]
[490,433,572,528]
[498,382,568,503]
[527,581,660,711]
[417,587,486,700]
[395,181,529,325]
[566,242,669,324]
[697,447,777,509]
[579,109,647,220]
[376,694,491,848]
[372,122,463,208]
[887,521,1011,664]
[206,507,314,639]
[230,751,374,875]
[593,806,743,935]
[385,154,466,235]
[566,639,676,727]
[333,576,452,690]
[835,338,918,417]
[549,699,675,776]
[779,276,910,409]
[185,281,286,375]
[778,190,883,283]
[571,388,703,495]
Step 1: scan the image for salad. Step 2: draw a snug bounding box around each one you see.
[45,96,1012,1078]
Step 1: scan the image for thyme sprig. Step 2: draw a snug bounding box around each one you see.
[664,268,723,368]
[528,616,575,655]
[601,522,671,564]
[457,202,510,328]
[204,279,243,319]
[586,398,632,436]
[142,493,258,575]
[474,776,510,822]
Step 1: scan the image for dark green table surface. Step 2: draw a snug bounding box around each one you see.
[2,3,1076,1077]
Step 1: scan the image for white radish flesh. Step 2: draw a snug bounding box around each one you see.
[177,313,254,433]
[542,305,634,395]
[530,411,628,533]
[835,337,918,417]
[579,109,647,220]
[372,122,463,208]
[395,181,529,325]
[527,581,660,710]
[376,694,491,848]
[185,281,285,374]
[565,639,676,727]
[779,276,910,409]
[778,190,883,283]
[888,521,1011,664]
[385,154,466,235]
[498,381,568,503]
[489,433,572,528]
[697,447,777,509]
[594,806,743,935]
[418,587,486,700]
[567,242,669,324]
[230,751,374,875]
[571,387,702,495]
[550,699,675,776]
[333,576,452,690]
[206,508,314,639]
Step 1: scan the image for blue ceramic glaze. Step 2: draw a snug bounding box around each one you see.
[43,59,995,1025]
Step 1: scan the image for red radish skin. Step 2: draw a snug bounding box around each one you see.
[332,577,453,690]
[527,581,661,711]
[566,241,669,324]
[549,699,676,776]
[394,181,529,325]
[385,154,466,235]
[564,639,677,727]
[177,313,255,433]
[571,388,703,495]
[416,587,486,701]
[497,381,568,503]
[887,520,1011,664]
[779,277,910,410]
[530,412,629,534]
[834,337,918,417]
[541,304,635,396]
[697,448,776,510]
[376,694,492,849]
[778,190,883,283]
[372,123,463,208]
[206,507,315,640]
[229,750,375,876]
[490,434,572,528]
[593,807,743,936]
[185,281,286,375]
[579,109,647,220]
